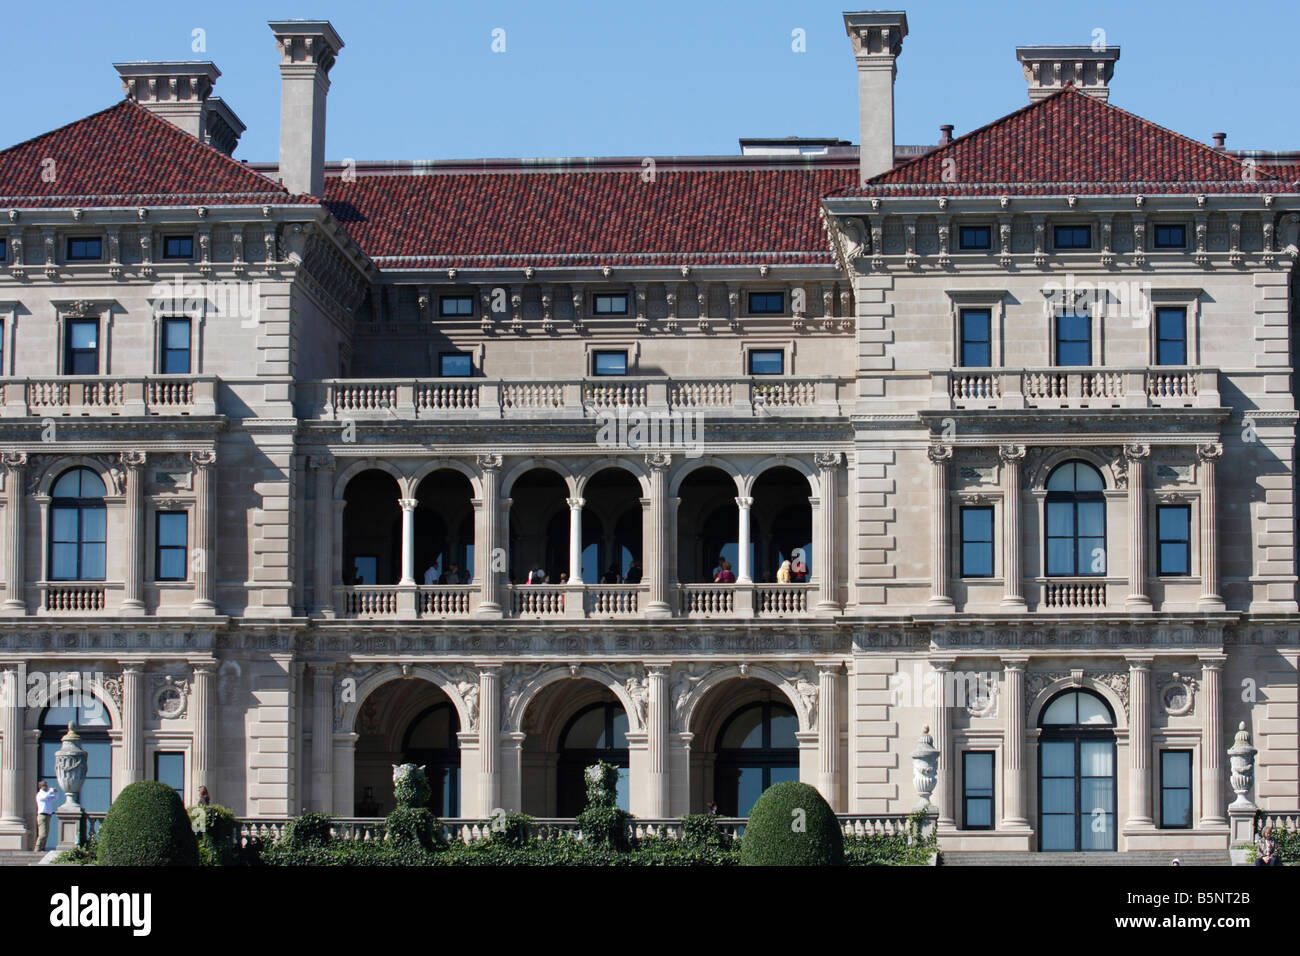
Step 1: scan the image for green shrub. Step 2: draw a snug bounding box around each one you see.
[385,807,443,852]
[96,780,200,867]
[577,760,630,851]
[738,780,843,867]
[54,836,98,865]
[281,812,335,849]
[681,813,729,849]
[487,811,533,848]
[189,805,239,866]
[392,763,430,809]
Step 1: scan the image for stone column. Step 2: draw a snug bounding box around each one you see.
[928,445,954,608]
[1000,657,1030,829]
[475,455,504,618]
[647,665,670,816]
[121,663,144,785]
[999,445,1027,609]
[817,662,842,811]
[566,497,585,584]
[1199,656,1227,826]
[645,453,672,618]
[735,496,753,583]
[189,451,217,614]
[1197,443,1225,609]
[191,662,214,798]
[311,665,334,812]
[398,498,417,585]
[814,453,842,613]
[2,453,27,613]
[309,455,335,616]
[120,452,147,613]
[0,666,24,834]
[1127,657,1154,827]
[1125,444,1152,610]
[931,659,955,827]
[478,666,501,815]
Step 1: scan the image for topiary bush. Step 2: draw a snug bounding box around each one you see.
[385,806,443,852]
[392,763,430,809]
[738,780,843,867]
[576,760,630,851]
[189,805,239,866]
[681,813,729,850]
[96,780,200,867]
[487,810,533,848]
[281,812,335,849]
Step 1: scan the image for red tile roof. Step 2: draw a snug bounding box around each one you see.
[0,100,309,207]
[838,86,1300,198]
[322,166,855,268]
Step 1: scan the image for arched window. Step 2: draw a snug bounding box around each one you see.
[714,700,798,816]
[38,695,112,850]
[557,702,628,816]
[48,468,107,581]
[1038,689,1116,852]
[1045,461,1106,577]
[400,702,460,816]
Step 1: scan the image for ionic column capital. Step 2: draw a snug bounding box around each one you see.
[927,443,953,464]
[1197,442,1224,462]
[191,449,217,469]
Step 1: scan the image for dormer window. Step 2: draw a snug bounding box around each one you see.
[748,292,784,315]
[958,225,992,250]
[66,237,102,261]
[1053,225,1091,250]
[592,293,628,315]
[162,235,194,260]
[1152,224,1187,249]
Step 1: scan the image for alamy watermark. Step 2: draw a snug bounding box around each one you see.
[594,404,704,458]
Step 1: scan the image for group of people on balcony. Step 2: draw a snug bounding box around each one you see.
[708,556,808,584]
[422,564,468,585]
[514,561,645,585]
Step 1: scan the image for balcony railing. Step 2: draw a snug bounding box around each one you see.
[2,376,219,417]
[335,585,476,620]
[301,375,849,421]
[40,582,107,613]
[933,367,1218,410]
[1041,578,1108,610]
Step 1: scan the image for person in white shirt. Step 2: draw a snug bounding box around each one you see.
[34,781,59,851]
[422,565,438,585]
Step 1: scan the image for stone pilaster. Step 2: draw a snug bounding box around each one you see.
[191,662,214,798]
[817,662,843,810]
[479,665,501,814]
[999,445,1026,609]
[647,665,670,816]
[121,663,144,785]
[475,455,503,618]
[644,453,672,618]
[932,659,955,827]
[0,666,25,839]
[2,453,26,614]
[814,453,842,613]
[309,455,335,616]
[120,452,147,613]
[1125,444,1152,610]
[311,664,334,812]
[1000,657,1030,829]
[190,450,217,614]
[1197,443,1224,609]
[1126,657,1154,827]
[1199,656,1227,826]
[928,445,953,608]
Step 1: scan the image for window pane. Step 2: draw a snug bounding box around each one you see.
[1077,698,1113,728]
[1042,778,1075,811]
[155,752,185,796]
[1073,465,1104,491]
[735,767,764,816]
[965,752,993,789]
[748,293,783,314]
[164,319,190,350]
[1041,814,1075,850]
[158,513,188,548]
[1076,502,1105,537]
[967,798,992,828]
[51,507,78,541]
[1041,697,1077,727]
[593,294,627,314]
[1046,538,1074,576]
[1046,503,1074,536]
[768,708,797,748]
[440,296,473,316]
[81,507,107,542]
[594,352,627,375]
[69,321,98,350]
[439,353,472,377]
[1161,751,1191,788]
[80,543,106,580]
[1163,788,1192,828]
[959,226,991,250]
[1078,538,1105,574]
[721,705,763,749]
[748,350,784,375]
[1159,543,1189,576]
[51,543,78,579]
[163,236,193,258]
[1158,505,1189,541]
[157,549,186,581]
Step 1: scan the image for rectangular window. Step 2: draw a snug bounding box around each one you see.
[64,318,99,375]
[960,506,994,578]
[1153,224,1187,249]
[1053,225,1091,249]
[592,293,628,315]
[593,350,628,376]
[1054,313,1091,366]
[1160,750,1193,828]
[154,752,185,799]
[959,308,992,367]
[1157,505,1191,576]
[439,295,473,317]
[748,292,784,315]
[162,235,194,260]
[161,317,191,374]
[0,318,4,374]
[1155,307,1187,366]
[155,511,188,581]
[963,752,995,830]
[66,237,102,261]
[747,349,784,375]
[958,225,992,250]
[0,237,7,262]
[439,352,472,377]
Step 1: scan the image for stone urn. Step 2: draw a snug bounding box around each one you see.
[1227,722,1257,810]
[910,726,940,810]
[54,723,88,811]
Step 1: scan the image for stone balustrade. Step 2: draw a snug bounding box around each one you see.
[302,375,850,421]
[2,375,219,417]
[933,366,1218,410]
[1040,578,1109,610]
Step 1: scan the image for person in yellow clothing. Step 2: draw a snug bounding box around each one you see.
[776,560,793,583]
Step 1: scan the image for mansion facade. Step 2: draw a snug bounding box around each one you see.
[0,12,1298,857]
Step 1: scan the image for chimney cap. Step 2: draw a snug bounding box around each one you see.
[939,124,954,145]
[1016,45,1120,102]
[1212,132,1227,148]
[268,19,345,53]
[114,61,221,96]
[843,11,909,54]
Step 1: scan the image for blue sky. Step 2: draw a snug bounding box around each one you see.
[2,0,1296,162]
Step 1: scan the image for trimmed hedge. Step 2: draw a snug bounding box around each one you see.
[738,781,844,867]
[385,807,443,852]
[282,812,335,849]
[189,805,240,866]
[97,780,200,867]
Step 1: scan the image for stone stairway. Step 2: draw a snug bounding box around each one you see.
[941,849,1231,866]
[0,850,49,867]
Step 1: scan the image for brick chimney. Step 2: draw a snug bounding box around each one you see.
[114,61,245,155]
[268,20,344,196]
[1016,46,1120,102]
[843,11,908,184]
